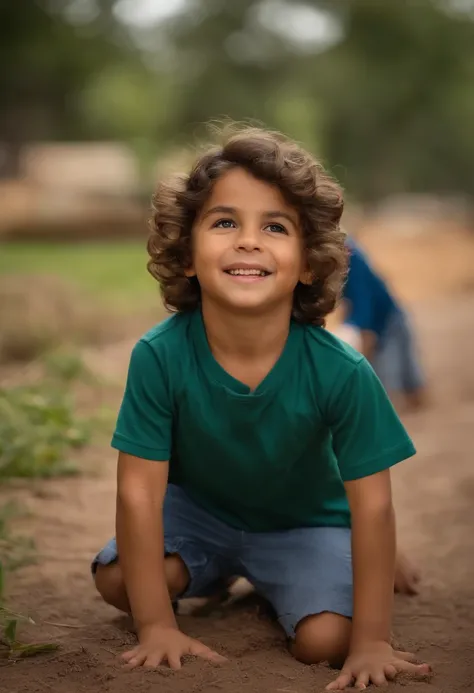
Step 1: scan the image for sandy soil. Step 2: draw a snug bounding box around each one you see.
[2,238,474,692]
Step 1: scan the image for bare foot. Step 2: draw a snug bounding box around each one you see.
[180,577,255,617]
[395,552,421,595]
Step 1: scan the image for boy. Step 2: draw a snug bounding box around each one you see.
[92,127,431,690]
[340,236,426,411]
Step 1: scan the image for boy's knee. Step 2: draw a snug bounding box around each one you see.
[94,553,190,610]
[95,562,127,609]
[165,553,191,597]
[290,612,351,667]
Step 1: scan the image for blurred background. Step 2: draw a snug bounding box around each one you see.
[1,0,473,473]
[1,3,474,685]
[1,0,474,357]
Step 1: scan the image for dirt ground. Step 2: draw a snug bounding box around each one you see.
[2,232,474,692]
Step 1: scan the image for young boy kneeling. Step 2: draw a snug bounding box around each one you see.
[92,126,430,690]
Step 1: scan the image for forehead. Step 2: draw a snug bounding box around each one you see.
[203,167,295,214]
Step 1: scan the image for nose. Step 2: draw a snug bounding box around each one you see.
[235,223,262,252]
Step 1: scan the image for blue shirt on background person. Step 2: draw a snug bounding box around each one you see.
[341,236,425,406]
[343,236,399,338]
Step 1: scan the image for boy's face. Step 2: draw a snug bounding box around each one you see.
[189,167,307,315]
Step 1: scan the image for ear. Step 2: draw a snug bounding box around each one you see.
[184,266,196,278]
[299,267,314,286]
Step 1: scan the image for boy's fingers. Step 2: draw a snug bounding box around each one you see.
[167,651,182,670]
[354,671,369,689]
[143,652,165,668]
[203,650,228,664]
[326,671,353,690]
[370,670,387,686]
[123,652,147,670]
[393,650,416,663]
[121,647,139,662]
[190,641,228,664]
[384,664,397,680]
[397,661,432,678]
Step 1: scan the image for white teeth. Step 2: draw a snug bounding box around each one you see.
[227,269,267,276]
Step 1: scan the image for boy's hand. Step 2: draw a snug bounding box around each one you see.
[326,642,431,690]
[121,624,227,670]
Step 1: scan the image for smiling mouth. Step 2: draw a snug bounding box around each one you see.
[224,268,271,277]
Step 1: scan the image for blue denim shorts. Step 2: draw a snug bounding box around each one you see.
[92,484,353,638]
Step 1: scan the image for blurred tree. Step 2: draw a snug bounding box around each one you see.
[0,0,150,174]
[155,0,298,137]
[304,0,474,199]
[150,0,474,199]
[1,0,473,201]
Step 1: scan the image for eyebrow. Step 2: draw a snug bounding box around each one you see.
[264,210,299,227]
[202,205,237,219]
[202,205,298,227]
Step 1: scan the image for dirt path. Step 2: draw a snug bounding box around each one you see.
[2,293,474,693]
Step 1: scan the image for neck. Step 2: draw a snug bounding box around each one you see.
[201,298,292,361]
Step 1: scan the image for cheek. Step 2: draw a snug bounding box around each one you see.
[192,235,222,273]
[276,244,305,281]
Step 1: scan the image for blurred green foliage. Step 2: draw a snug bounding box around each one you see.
[0,351,96,479]
[0,384,88,479]
[1,0,474,199]
[0,351,94,657]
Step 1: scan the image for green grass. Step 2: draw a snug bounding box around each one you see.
[0,241,159,309]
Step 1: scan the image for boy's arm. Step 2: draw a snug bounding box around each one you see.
[344,468,395,648]
[115,452,226,670]
[326,359,430,689]
[109,341,225,668]
[116,452,176,633]
[327,469,431,690]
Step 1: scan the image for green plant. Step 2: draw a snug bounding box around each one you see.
[43,349,91,383]
[0,560,59,660]
[0,382,90,479]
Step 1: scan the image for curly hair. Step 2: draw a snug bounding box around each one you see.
[147,124,348,326]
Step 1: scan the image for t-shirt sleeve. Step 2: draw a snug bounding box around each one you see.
[111,339,172,461]
[327,357,416,481]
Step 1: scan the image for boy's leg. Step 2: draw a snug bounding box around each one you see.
[239,525,353,666]
[94,554,189,613]
[91,484,239,613]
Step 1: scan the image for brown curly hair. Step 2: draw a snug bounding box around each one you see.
[147,124,348,326]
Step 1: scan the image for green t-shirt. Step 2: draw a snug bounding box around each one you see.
[111,309,415,531]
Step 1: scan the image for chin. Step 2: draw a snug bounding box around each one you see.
[203,284,288,314]
[224,295,284,315]
[207,291,266,311]
[225,299,269,312]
